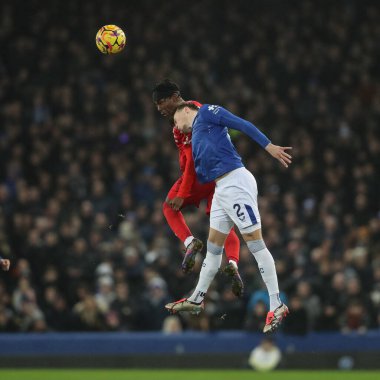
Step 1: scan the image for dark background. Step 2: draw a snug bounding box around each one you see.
[0,0,379,335]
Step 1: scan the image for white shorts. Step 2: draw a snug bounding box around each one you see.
[210,167,261,234]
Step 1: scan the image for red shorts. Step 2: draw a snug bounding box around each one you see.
[167,177,215,214]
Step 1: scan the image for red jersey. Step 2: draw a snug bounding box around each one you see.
[173,100,202,198]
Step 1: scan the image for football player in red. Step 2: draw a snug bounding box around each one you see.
[152,79,243,297]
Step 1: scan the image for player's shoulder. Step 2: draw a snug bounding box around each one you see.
[187,100,202,107]
[200,104,222,112]
[199,104,223,119]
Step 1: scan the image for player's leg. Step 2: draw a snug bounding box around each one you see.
[162,199,192,243]
[185,227,228,303]
[224,228,240,265]
[219,168,288,333]
[165,228,229,314]
[162,198,203,272]
[165,197,233,314]
[241,228,288,333]
[223,228,244,297]
[206,188,243,297]
[163,178,203,272]
[206,188,240,264]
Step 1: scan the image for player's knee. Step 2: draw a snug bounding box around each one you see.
[246,239,274,267]
[241,227,262,242]
[246,239,266,253]
[208,227,229,246]
[207,241,223,255]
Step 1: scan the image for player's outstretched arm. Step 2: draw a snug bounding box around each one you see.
[203,105,292,167]
[209,106,271,148]
[265,143,292,168]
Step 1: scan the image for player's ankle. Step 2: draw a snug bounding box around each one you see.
[269,293,282,311]
[228,259,238,268]
[187,299,202,305]
[184,236,195,248]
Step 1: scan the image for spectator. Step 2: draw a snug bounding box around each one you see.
[109,282,137,331]
[340,300,371,334]
[244,300,268,333]
[72,295,105,331]
[282,296,308,335]
[162,315,183,334]
[248,337,282,371]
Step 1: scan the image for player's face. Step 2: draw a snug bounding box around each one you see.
[155,94,180,118]
[174,108,192,134]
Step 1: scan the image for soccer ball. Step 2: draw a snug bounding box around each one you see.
[96,25,126,54]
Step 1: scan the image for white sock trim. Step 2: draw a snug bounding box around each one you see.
[269,293,282,311]
[184,236,194,248]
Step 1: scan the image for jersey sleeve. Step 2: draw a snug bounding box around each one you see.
[201,105,271,149]
[177,145,197,198]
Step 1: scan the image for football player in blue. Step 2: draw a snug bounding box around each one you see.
[166,102,292,333]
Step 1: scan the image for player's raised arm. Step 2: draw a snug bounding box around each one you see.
[203,105,292,168]
[202,105,270,148]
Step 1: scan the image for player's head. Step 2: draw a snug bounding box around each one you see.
[174,102,199,134]
[152,79,183,118]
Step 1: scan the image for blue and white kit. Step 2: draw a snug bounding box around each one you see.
[191,104,271,233]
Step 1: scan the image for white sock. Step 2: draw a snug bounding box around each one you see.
[269,293,282,311]
[228,260,238,268]
[184,236,194,248]
[247,242,281,311]
[187,252,222,304]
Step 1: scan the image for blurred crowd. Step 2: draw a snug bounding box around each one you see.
[0,0,379,334]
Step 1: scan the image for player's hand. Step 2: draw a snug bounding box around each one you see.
[265,143,292,168]
[168,197,184,211]
[0,259,11,271]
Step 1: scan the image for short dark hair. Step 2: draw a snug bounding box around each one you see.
[152,79,180,102]
[175,102,200,113]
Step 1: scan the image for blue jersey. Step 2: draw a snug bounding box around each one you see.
[191,104,271,183]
